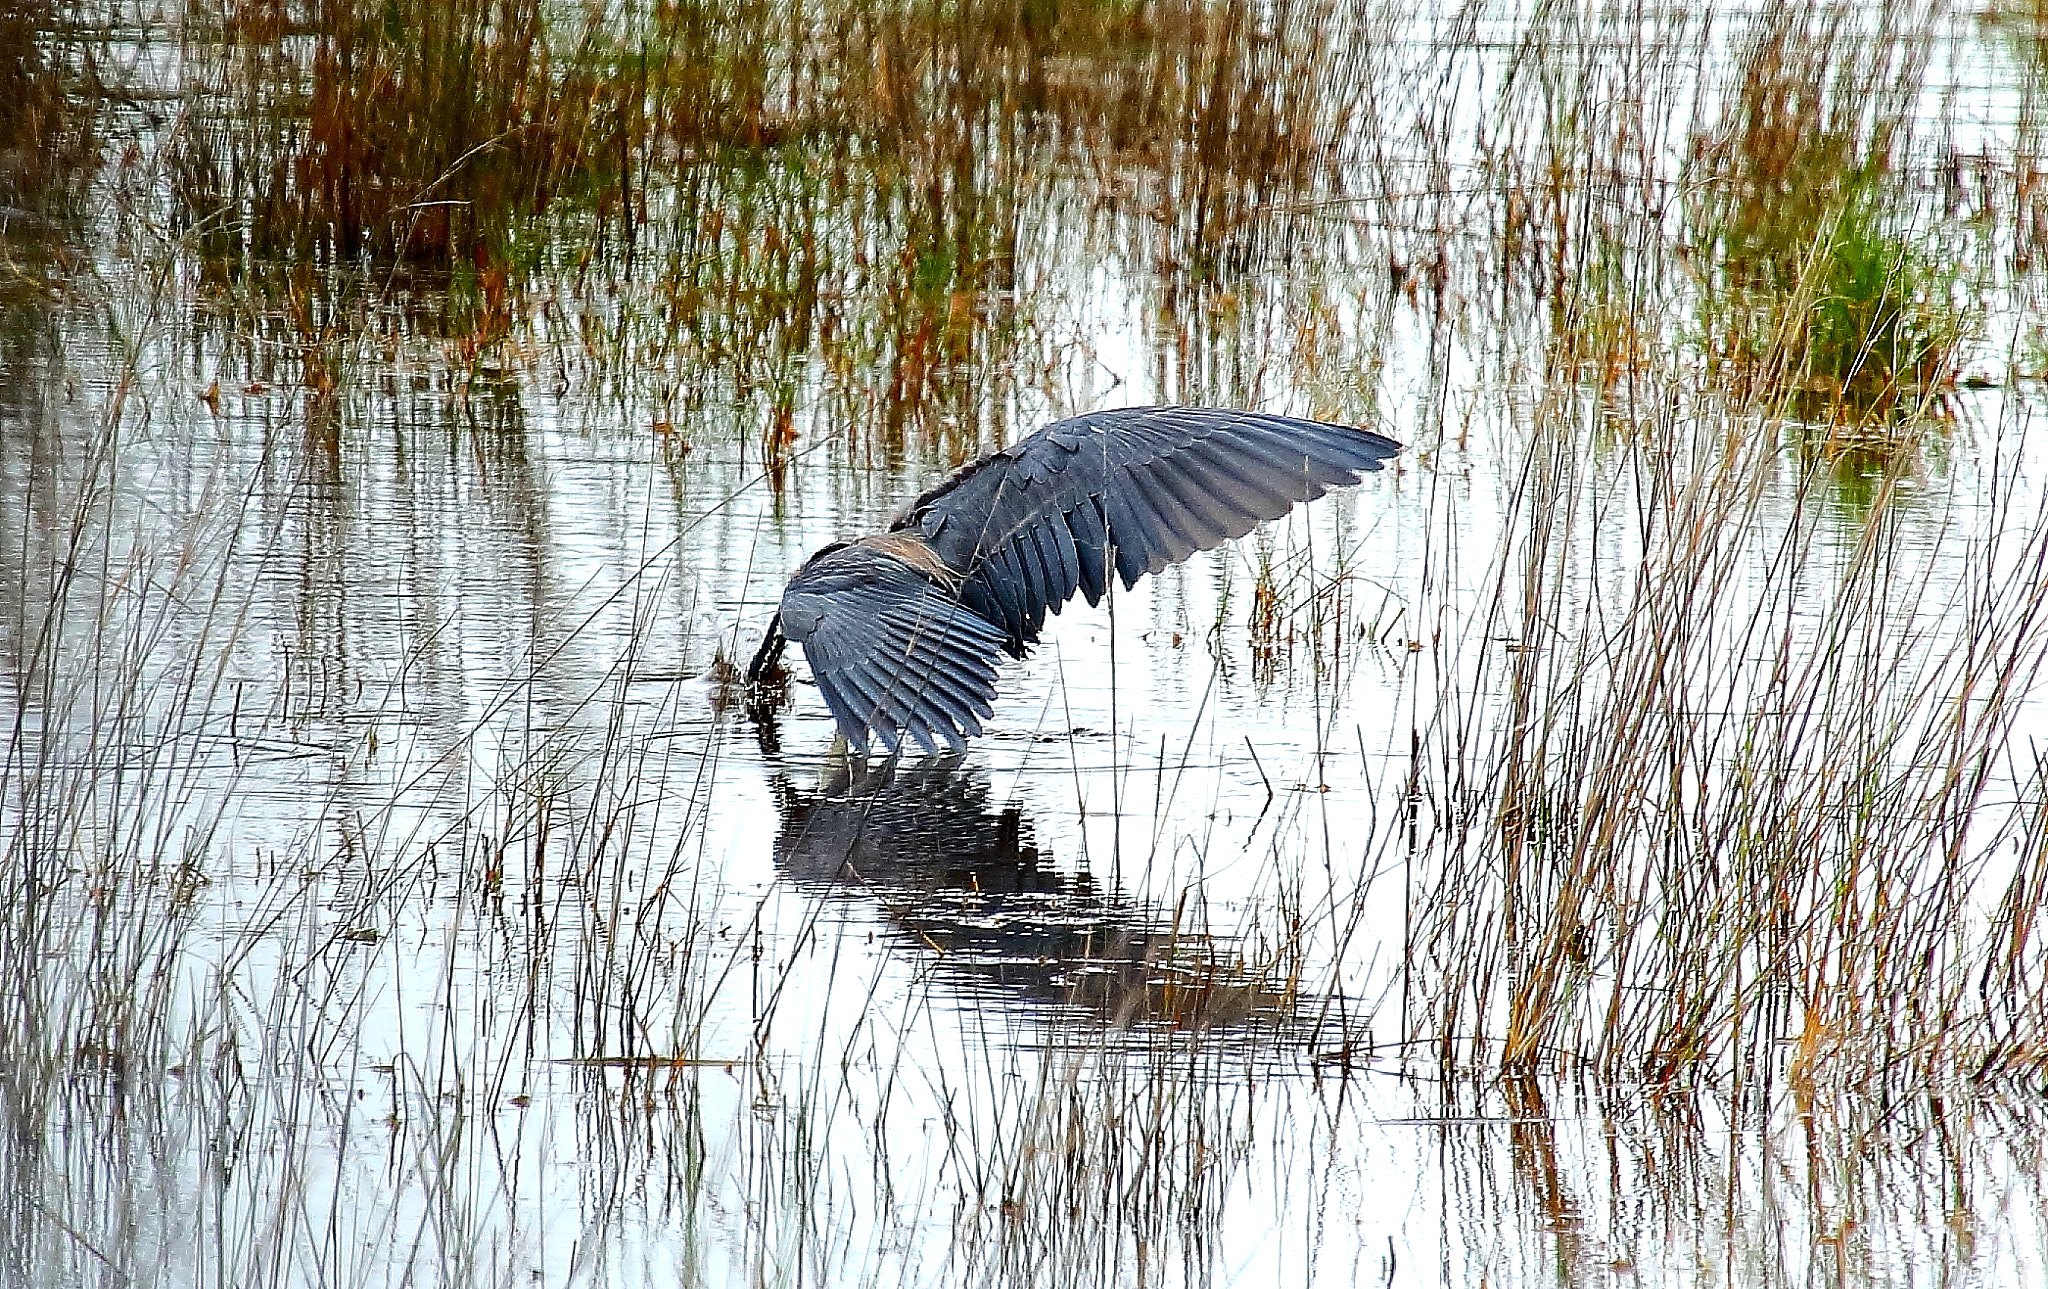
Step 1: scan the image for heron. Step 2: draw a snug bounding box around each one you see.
[745,405,1401,754]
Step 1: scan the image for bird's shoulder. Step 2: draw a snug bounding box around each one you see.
[787,536,953,592]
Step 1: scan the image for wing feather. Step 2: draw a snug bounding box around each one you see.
[1114,475,1195,579]
[896,407,1398,644]
[987,547,1031,644]
[1146,454,1247,549]
[1010,530,1049,636]
[1038,518,1081,612]
[1176,442,1293,522]
[1067,498,1111,606]
[1025,534,1059,631]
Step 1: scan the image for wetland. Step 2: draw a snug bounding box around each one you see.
[4,0,2048,1283]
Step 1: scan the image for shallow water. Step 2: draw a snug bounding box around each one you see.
[6,0,2048,1284]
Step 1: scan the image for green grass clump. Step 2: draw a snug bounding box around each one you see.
[1688,2,1966,426]
[1698,194,1965,426]
[1793,199,1963,420]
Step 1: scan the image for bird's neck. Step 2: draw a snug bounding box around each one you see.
[853,532,965,591]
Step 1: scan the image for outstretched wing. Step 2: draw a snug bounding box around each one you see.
[892,406,1400,652]
[777,544,1010,755]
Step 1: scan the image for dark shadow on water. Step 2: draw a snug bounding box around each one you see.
[771,753,1306,1042]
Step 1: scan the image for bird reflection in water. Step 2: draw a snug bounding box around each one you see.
[770,754,1304,1038]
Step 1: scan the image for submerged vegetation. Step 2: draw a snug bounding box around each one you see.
[5,0,2048,1283]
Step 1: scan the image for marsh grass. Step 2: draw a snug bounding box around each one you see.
[0,2,100,218]
[0,239,745,1283]
[1393,390,2048,1088]
[172,0,640,262]
[9,0,2048,1283]
[1687,3,1969,423]
[160,0,1380,453]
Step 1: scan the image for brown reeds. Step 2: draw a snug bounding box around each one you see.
[173,0,637,261]
[1398,390,2048,1090]
[0,2,98,217]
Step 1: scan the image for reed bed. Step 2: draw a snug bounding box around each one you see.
[1395,390,2048,1089]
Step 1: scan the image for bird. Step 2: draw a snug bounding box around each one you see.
[744,405,1401,755]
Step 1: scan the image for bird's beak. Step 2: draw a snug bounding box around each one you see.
[745,616,787,685]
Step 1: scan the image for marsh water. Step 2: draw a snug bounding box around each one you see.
[6,0,2048,1284]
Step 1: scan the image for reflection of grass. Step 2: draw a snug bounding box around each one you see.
[1987,0,2048,273]
[1987,0,2048,76]
[0,4,97,214]
[169,0,1353,272]
[173,0,638,261]
[160,0,1368,456]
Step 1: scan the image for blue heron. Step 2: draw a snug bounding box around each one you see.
[746,406,1401,753]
